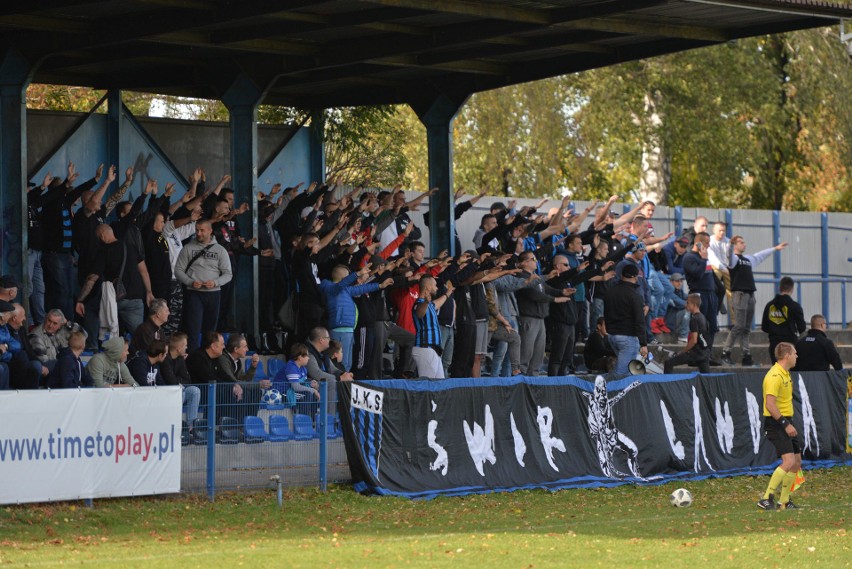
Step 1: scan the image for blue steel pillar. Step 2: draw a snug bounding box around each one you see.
[820,212,830,321]
[413,95,467,256]
[107,90,121,181]
[309,109,325,184]
[673,206,683,237]
[0,48,32,289]
[772,210,781,281]
[223,74,263,336]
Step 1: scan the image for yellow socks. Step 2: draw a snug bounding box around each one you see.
[764,467,787,500]
[779,470,797,505]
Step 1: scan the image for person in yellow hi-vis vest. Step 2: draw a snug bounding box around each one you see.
[758,342,805,510]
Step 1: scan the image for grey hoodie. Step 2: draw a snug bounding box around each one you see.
[87,336,138,387]
[173,238,232,291]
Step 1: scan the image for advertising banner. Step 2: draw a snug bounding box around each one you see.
[339,371,851,498]
[0,387,182,504]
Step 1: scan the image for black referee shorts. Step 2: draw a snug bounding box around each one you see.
[764,416,803,457]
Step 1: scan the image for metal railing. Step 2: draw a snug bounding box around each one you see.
[182,380,346,501]
[754,277,848,329]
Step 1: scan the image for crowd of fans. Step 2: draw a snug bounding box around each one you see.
[0,161,842,424]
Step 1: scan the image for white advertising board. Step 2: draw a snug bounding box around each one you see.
[0,387,182,504]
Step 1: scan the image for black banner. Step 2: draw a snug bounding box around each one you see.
[337,371,851,498]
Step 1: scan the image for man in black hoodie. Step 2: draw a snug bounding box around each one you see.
[793,315,843,371]
[604,263,648,375]
[761,276,806,364]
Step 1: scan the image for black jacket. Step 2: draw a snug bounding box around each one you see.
[793,329,843,371]
[604,280,647,346]
[761,294,806,342]
[515,274,562,320]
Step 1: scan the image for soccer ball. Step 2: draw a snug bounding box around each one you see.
[670,488,693,508]
[261,389,283,406]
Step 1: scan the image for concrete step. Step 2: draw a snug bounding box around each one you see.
[676,328,852,346]
[640,343,850,368]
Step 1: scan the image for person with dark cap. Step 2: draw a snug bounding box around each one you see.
[604,263,648,375]
[663,272,689,342]
[661,237,690,280]
[0,275,19,304]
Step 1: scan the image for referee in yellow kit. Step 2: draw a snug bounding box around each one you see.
[757,342,804,510]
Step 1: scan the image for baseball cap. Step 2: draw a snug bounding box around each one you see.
[0,275,20,289]
[669,273,685,281]
[621,264,639,279]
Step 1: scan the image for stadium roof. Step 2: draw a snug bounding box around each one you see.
[5,0,852,108]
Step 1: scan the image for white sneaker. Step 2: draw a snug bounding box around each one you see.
[677,336,688,343]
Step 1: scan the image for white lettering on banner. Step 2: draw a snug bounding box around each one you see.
[510,413,527,467]
[714,398,734,454]
[427,400,448,476]
[797,374,819,456]
[350,384,383,415]
[463,405,496,476]
[745,389,762,454]
[660,401,685,460]
[536,406,566,472]
[692,386,715,471]
[0,388,182,505]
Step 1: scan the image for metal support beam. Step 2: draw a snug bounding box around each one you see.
[106,90,121,183]
[309,109,325,184]
[223,73,263,336]
[412,94,467,256]
[0,48,32,296]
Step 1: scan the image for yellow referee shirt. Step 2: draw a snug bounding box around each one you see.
[762,362,794,417]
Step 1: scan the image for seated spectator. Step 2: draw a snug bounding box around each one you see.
[29,308,86,367]
[186,331,250,422]
[5,303,47,389]
[46,330,92,388]
[793,315,843,372]
[129,298,169,355]
[216,334,264,417]
[584,317,616,373]
[305,327,353,413]
[664,294,710,374]
[327,339,347,375]
[88,336,138,387]
[663,273,689,342]
[127,339,169,386]
[272,343,319,416]
[0,301,15,390]
[159,332,201,429]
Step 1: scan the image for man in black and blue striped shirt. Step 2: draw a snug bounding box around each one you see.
[412,275,454,378]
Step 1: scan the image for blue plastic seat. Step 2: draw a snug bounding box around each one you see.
[315,413,341,439]
[266,357,284,378]
[217,416,241,444]
[191,418,208,445]
[293,414,317,440]
[268,415,294,442]
[244,416,268,443]
[247,358,267,380]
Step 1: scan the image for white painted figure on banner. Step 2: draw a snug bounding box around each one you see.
[583,376,641,478]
